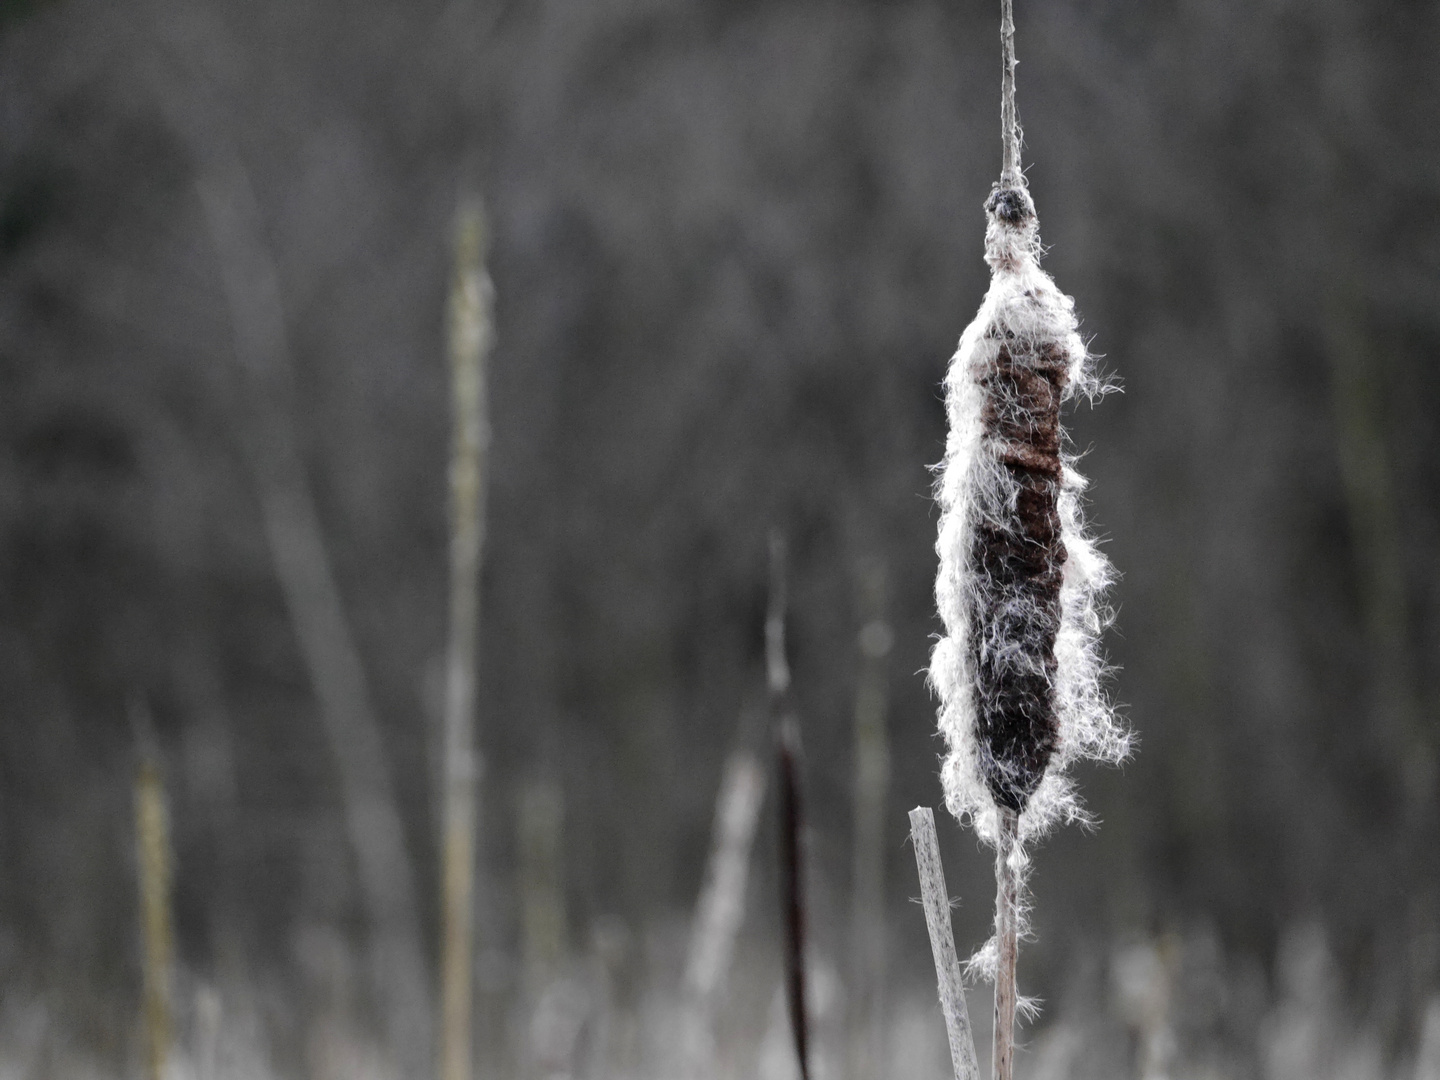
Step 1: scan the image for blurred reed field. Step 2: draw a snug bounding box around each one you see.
[2,0,1440,1078]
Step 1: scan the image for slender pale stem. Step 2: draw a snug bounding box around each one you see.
[136,754,173,1080]
[1000,0,1022,187]
[442,196,492,1080]
[908,807,980,1080]
[992,809,1020,1080]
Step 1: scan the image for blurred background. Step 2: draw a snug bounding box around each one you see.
[2,0,1438,1077]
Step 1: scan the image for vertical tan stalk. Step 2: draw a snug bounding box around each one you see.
[991,810,1020,1080]
[848,561,891,1080]
[136,753,174,1080]
[907,807,979,1080]
[441,196,493,1080]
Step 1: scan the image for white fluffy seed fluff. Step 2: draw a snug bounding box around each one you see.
[930,181,1129,854]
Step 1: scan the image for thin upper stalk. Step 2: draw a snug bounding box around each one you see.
[999,0,1022,187]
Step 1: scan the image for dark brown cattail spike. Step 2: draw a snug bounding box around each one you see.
[968,291,1068,815]
[932,3,1127,852]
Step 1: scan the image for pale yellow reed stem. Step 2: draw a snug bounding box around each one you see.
[441,196,493,1080]
[136,756,174,1080]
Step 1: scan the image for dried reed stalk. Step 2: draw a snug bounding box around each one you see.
[929,5,1129,1077]
[135,749,173,1080]
[441,194,493,1080]
[908,806,980,1080]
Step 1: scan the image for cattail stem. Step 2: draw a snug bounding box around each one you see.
[136,753,173,1080]
[931,6,1127,1077]
[441,195,492,1080]
[991,809,1020,1080]
[908,807,980,1080]
[999,0,1022,186]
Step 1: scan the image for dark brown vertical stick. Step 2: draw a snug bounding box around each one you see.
[778,719,810,1080]
[767,532,809,1080]
[991,809,1020,1080]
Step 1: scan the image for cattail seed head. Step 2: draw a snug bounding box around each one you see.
[931,180,1129,848]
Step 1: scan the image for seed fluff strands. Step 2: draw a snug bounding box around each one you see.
[929,0,1129,1074]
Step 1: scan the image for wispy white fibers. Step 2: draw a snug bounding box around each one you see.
[930,178,1129,854]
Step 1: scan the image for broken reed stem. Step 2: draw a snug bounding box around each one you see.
[908,807,980,1080]
[992,809,1020,1080]
[136,753,173,1080]
[999,0,1021,186]
[441,195,493,1080]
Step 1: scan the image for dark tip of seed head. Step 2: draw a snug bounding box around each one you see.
[985,186,1034,226]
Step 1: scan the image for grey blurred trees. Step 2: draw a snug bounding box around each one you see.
[1,0,1438,1068]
